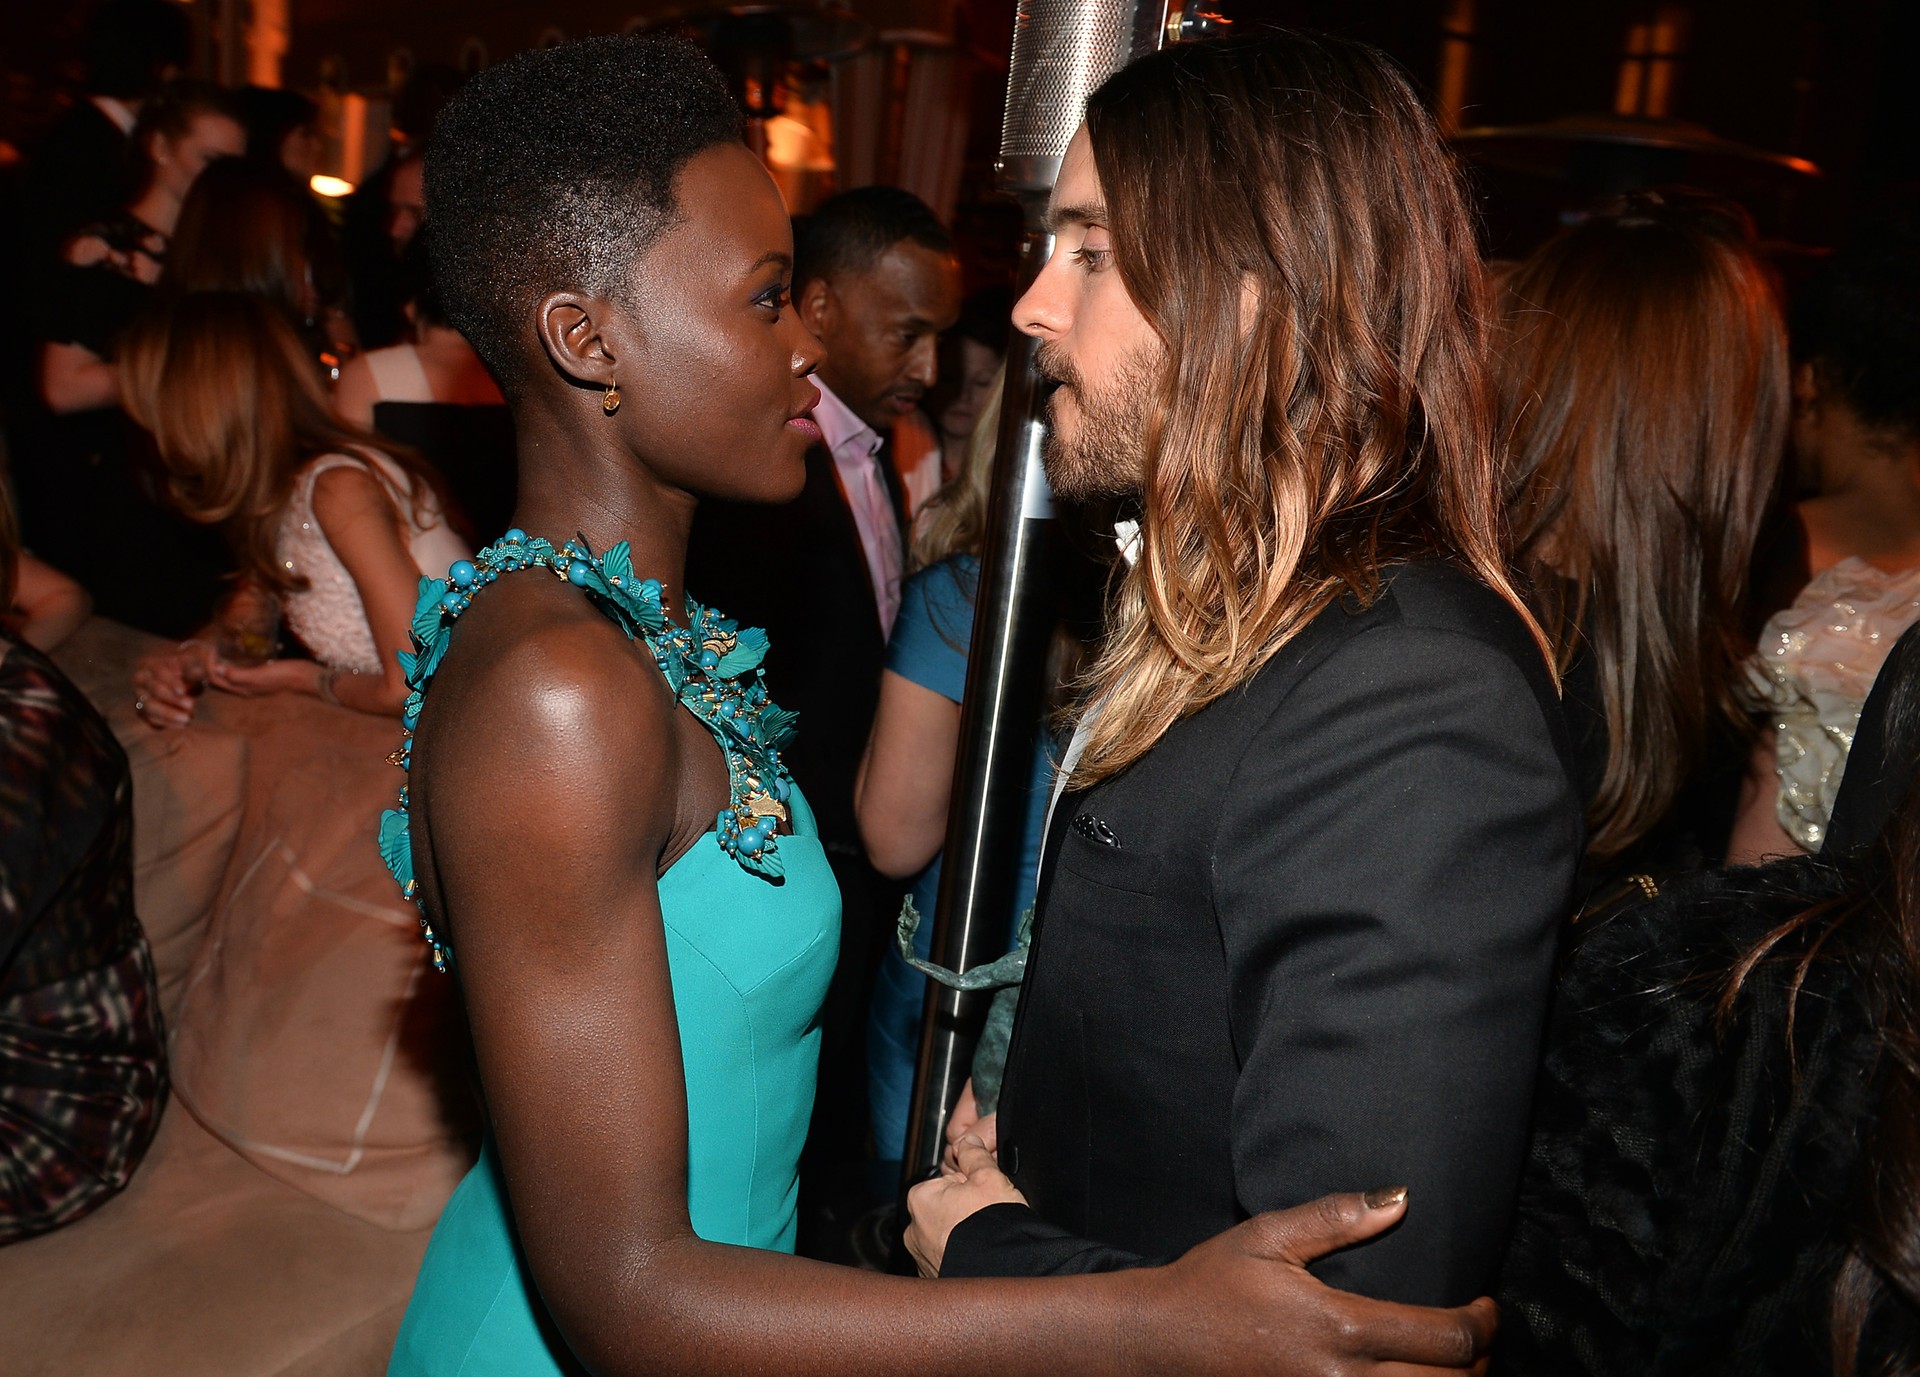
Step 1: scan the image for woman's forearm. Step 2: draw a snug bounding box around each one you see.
[38,343,120,414]
[322,666,410,717]
[545,1216,1402,1377]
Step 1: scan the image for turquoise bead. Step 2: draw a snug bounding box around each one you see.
[449,559,477,588]
[503,528,526,544]
[567,561,593,586]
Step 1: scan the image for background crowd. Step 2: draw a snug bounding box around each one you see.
[4,1,1920,1375]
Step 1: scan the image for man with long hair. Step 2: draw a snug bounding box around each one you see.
[905,31,1581,1306]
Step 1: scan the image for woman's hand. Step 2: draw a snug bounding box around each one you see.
[904,1136,1027,1277]
[206,657,325,699]
[132,641,219,729]
[1147,1191,1497,1376]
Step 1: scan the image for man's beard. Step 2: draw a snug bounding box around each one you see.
[1034,341,1158,502]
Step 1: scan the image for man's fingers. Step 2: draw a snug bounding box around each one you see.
[945,1080,979,1146]
[950,1136,1002,1180]
[1323,1294,1496,1371]
[1240,1189,1409,1266]
[906,1175,945,1212]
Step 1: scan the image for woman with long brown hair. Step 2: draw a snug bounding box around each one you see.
[122,290,466,724]
[1496,193,1788,887]
[162,156,359,371]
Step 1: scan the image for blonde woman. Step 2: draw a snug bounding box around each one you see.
[123,291,468,727]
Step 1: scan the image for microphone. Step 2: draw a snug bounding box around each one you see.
[998,0,1173,197]
[898,0,1221,1211]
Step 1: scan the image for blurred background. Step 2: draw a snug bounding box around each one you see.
[5,0,1916,289]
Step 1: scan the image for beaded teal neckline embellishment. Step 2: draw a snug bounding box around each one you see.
[377,528,799,972]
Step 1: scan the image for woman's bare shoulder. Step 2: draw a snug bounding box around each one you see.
[417,581,681,815]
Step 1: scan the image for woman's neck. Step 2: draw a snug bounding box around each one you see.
[1801,449,1920,575]
[508,402,698,620]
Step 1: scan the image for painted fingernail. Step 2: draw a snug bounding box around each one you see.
[1363,1185,1408,1210]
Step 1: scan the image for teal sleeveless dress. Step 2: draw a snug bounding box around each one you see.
[377,533,840,1375]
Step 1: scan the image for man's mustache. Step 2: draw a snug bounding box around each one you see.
[1033,343,1080,391]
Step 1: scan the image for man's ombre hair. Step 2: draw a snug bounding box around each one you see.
[1067,31,1545,787]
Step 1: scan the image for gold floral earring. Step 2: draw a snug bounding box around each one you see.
[603,379,622,415]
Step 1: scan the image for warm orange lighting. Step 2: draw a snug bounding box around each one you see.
[310,174,354,198]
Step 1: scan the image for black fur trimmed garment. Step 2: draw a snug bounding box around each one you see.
[1497,856,1920,1375]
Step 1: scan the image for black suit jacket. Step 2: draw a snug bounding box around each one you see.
[942,560,1581,1306]
[685,442,905,850]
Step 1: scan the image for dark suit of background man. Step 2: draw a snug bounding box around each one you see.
[904,32,1583,1308]
[686,186,961,1251]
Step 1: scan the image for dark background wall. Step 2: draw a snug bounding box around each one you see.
[4,0,1913,254]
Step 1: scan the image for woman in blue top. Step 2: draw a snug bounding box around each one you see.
[379,31,1493,1377]
[856,372,1055,1173]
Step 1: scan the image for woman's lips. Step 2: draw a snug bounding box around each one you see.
[785,381,824,442]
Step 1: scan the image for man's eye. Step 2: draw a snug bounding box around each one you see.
[1070,246,1111,271]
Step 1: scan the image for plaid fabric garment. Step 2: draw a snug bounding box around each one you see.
[0,639,165,1244]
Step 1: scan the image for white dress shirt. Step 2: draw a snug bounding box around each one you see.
[813,377,905,637]
[90,95,136,136]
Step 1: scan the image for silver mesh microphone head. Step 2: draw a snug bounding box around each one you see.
[997,0,1171,195]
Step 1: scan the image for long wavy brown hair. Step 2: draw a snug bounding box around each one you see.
[162,157,341,327]
[1499,193,1787,862]
[119,291,439,593]
[1068,31,1545,787]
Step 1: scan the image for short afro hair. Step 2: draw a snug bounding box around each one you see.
[424,34,742,390]
[1793,219,1920,443]
[793,186,952,295]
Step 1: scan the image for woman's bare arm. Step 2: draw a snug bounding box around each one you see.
[213,462,445,715]
[855,668,961,879]
[38,341,119,414]
[1724,726,1807,866]
[10,552,90,651]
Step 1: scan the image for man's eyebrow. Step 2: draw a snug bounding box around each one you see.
[1048,200,1107,233]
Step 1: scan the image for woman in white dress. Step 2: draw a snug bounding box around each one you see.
[121,290,469,727]
[1730,233,1920,862]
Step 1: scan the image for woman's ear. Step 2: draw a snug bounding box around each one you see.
[533,290,620,389]
[1792,360,1822,417]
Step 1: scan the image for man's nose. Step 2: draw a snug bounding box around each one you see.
[905,335,938,389]
[1014,261,1068,340]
